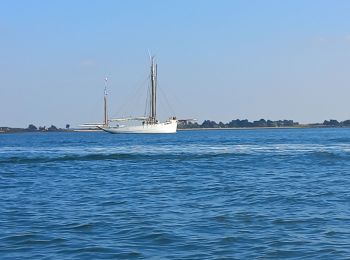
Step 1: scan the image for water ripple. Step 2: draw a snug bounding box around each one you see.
[1,129,350,259]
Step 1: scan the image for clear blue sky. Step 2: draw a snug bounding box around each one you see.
[1,0,350,127]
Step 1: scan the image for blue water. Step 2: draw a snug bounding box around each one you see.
[1,128,350,259]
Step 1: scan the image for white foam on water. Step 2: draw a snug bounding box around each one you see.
[1,143,350,159]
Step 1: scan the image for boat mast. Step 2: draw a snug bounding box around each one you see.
[104,77,108,126]
[150,57,157,123]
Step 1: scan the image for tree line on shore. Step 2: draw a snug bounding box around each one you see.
[1,119,350,133]
[322,119,350,127]
[0,124,70,133]
[179,119,350,129]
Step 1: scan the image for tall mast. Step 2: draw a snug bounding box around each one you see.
[150,57,157,123]
[104,77,108,126]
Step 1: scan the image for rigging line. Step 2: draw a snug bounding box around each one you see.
[131,76,149,115]
[111,75,149,118]
[159,78,184,112]
[129,80,147,117]
[157,82,176,116]
[114,76,148,116]
[116,74,148,110]
[157,91,170,118]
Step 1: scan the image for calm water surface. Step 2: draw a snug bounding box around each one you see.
[0,128,350,259]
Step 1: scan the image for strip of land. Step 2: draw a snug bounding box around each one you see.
[1,119,349,134]
[178,119,350,130]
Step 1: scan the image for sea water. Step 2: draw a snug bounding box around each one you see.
[0,128,349,259]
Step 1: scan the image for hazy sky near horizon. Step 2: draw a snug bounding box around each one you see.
[1,0,350,127]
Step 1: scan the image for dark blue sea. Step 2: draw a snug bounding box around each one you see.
[1,128,350,259]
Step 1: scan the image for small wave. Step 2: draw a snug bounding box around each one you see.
[309,151,350,161]
[0,152,249,164]
[65,222,96,231]
[329,137,350,143]
[1,233,66,246]
[2,143,350,165]
[0,153,144,164]
[1,233,37,242]
[211,214,232,224]
[137,231,179,245]
[220,236,238,243]
[16,238,66,246]
[59,246,115,254]
[99,200,126,207]
[272,217,325,225]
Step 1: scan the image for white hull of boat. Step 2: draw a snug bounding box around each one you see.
[101,120,177,134]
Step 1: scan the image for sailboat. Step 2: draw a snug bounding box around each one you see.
[100,57,177,134]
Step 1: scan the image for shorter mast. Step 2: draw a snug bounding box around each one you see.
[150,57,157,123]
[104,77,108,126]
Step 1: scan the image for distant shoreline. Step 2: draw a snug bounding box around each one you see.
[178,125,350,131]
[1,125,350,134]
[1,118,350,134]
